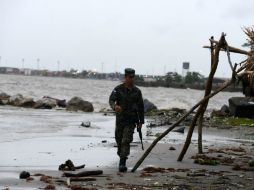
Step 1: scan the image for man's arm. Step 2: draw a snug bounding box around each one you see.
[109,87,122,113]
[137,90,144,124]
[109,88,117,110]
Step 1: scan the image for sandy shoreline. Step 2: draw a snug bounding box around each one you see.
[0,118,253,189]
[1,142,254,190]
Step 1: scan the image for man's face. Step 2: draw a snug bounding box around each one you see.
[125,75,134,86]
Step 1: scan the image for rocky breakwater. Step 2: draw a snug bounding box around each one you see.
[0,92,94,112]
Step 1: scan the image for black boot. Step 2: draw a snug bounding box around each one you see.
[119,157,127,172]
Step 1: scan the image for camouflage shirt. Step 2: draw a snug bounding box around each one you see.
[109,83,144,125]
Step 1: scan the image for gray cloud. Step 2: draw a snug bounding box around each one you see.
[0,0,252,77]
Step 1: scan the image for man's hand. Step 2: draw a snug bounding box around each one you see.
[114,105,122,113]
[137,124,142,131]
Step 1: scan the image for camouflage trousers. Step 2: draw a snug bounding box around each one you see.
[115,123,136,159]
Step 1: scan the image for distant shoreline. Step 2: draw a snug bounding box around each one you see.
[136,80,242,92]
[0,73,243,93]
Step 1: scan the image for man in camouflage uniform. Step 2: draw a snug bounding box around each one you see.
[109,68,144,172]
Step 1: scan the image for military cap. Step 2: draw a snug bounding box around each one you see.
[124,68,135,77]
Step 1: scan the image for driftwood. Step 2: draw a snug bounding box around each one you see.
[132,29,252,172]
[63,170,103,177]
[178,34,227,161]
[69,177,97,181]
[131,78,234,172]
[58,159,85,171]
[203,39,250,56]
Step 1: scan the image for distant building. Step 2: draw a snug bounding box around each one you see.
[0,67,20,74]
[182,62,190,77]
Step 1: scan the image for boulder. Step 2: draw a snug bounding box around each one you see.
[0,92,10,100]
[34,98,57,109]
[66,97,94,112]
[43,96,66,108]
[229,97,254,118]
[143,99,157,113]
[19,97,35,108]
[220,104,230,116]
[8,94,24,106]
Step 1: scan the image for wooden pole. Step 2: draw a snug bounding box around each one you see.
[197,36,216,154]
[131,78,233,172]
[203,39,250,56]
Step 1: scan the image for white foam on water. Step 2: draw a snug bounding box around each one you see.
[0,74,243,111]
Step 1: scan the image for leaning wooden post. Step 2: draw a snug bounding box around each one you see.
[197,36,215,154]
[177,33,226,161]
[131,78,234,172]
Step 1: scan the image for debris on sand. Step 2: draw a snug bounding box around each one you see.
[142,167,191,174]
[169,146,176,150]
[208,147,246,156]
[81,121,91,128]
[63,170,103,177]
[19,171,30,179]
[192,154,221,166]
[26,176,34,182]
[233,164,254,171]
[58,159,85,171]
[142,167,168,173]
[139,172,153,177]
[44,184,56,190]
[193,154,237,166]
[40,175,53,184]
[173,127,185,133]
[69,177,96,182]
[70,185,98,190]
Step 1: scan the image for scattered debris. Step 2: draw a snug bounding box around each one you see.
[139,172,153,177]
[19,171,30,179]
[69,177,96,182]
[70,185,98,190]
[26,176,34,182]
[208,147,246,156]
[169,146,176,150]
[187,171,208,177]
[63,170,103,177]
[58,159,85,171]
[81,121,91,128]
[173,127,185,133]
[192,154,221,165]
[44,184,56,190]
[142,167,167,173]
[40,175,53,184]
[233,164,254,171]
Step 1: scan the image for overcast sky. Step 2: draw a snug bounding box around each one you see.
[0,0,253,77]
